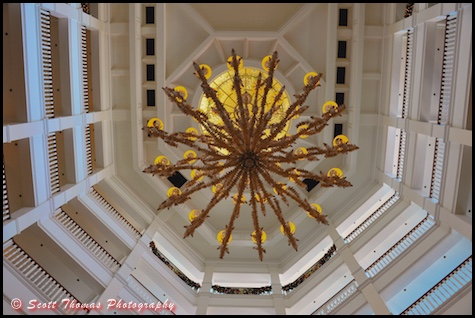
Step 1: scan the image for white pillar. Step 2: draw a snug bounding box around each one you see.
[196,264,214,315]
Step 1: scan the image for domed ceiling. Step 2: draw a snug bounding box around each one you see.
[114,3,379,268]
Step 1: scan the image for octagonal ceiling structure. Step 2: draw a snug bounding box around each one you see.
[116,3,377,268]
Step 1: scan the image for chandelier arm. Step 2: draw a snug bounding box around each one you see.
[283,186,329,225]
[218,169,249,259]
[306,143,359,158]
[255,168,308,249]
[252,170,277,218]
[247,73,264,149]
[295,170,354,188]
[162,87,208,124]
[248,176,266,261]
[257,86,288,145]
[267,196,298,252]
[194,119,241,152]
[257,164,328,225]
[193,62,245,151]
[229,50,252,149]
[183,167,243,238]
[249,52,279,152]
[258,51,279,113]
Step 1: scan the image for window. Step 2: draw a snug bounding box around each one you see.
[147,90,155,106]
[336,92,345,105]
[168,172,187,188]
[146,38,155,56]
[336,67,346,84]
[145,6,154,24]
[338,41,347,58]
[303,179,319,192]
[146,64,155,81]
[339,9,348,26]
[334,124,343,138]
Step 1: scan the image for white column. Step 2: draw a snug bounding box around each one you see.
[268,265,286,315]
[72,125,87,182]
[21,3,44,121]
[68,18,83,115]
[450,4,472,129]
[196,264,214,315]
[29,134,50,205]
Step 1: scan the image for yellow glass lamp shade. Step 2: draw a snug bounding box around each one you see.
[304,71,319,85]
[191,169,204,181]
[199,64,212,79]
[232,193,246,205]
[333,134,349,146]
[295,147,308,160]
[154,155,170,166]
[185,127,199,141]
[297,125,309,138]
[327,167,343,178]
[147,117,163,129]
[227,55,243,70]
[167,187,182,197]
[251,230,267,244]
[263,128,271,138]
[188,209,202,222]
[262,55,278,71]
[217,230,232,244]
[273,182,287,194]
[184,150,197,163]
[280,221,296,235]
[289,169,300,183]
[174,86,188,100]
[322,101,338,114]
[307,203,322,218]
[292,106,300,119]
[212,183,223,194]
[255,193,267,204]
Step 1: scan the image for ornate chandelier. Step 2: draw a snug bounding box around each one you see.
[144,49,358,261]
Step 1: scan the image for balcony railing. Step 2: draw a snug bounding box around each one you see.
[55,208,121,271]
[430,138,445,201]
[401,255,472,315]
[365,213,435,278]
[396,130,406,180]
[401,29,413,119]
[282,244,337,295]
[81,25,89,113]
[47,133,60,195]
[40,9,54,119]
[85,124,93,176]
[3,157,10,221]
[3,239,88,315]
[344,192,400,244]
[89,187,142,239]
[438,14,457,125]
[149,241,201,292]
[313,280,359,315]
[210,285,272,295]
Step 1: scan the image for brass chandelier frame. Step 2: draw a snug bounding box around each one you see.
[144,49,358,261]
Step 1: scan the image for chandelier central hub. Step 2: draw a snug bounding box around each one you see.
[241,152,259,169]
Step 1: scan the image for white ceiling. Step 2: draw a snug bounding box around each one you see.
[118,3,380,267]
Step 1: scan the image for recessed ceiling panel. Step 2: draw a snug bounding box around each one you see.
[165,4,212,79]
[190,4,306,31]
[282,3,329,74]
